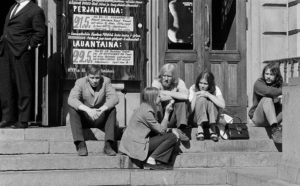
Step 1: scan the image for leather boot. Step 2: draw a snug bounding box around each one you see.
[76,141,88,156]
[103,141,116,156]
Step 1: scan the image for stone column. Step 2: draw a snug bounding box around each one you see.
[278,77,300,184]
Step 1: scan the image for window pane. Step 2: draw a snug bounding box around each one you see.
[168,0,193,50]
[212,0,237,50]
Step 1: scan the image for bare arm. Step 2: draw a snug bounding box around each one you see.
[160,89,189,101]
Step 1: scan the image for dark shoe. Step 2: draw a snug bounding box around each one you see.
[11,122,28,129]
[176,128,189,141]
[157,163,173,170]
[0,121,14,128]
[76,141,88,156]
[143,163,164,170]
[196,132,205,141]
[103,141,116,156]
[210,133,219,142]
[272,126,282,143]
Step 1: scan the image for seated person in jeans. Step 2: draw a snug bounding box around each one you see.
[119,87,177,170]
[68,65,119,156]
[248,62,287,143]
[152,64,189,141]
[189,70,225,142]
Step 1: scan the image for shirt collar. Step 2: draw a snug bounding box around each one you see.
[18,0,30,6]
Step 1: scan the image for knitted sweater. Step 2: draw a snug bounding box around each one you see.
[248,78,287,119]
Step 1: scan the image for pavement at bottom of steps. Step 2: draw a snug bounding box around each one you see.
[226,167,300,186]
[0,168,230,186]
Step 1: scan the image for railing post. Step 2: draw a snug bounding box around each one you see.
[284,60,287,82]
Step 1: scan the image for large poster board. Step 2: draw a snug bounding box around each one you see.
[62,0,146,80]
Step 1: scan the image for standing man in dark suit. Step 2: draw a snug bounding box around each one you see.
[0,0,45,128]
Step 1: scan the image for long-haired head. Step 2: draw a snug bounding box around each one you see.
[157,64,179,89]
[262,62,283,87]
[195,70,216,94]
[141,87,160,113]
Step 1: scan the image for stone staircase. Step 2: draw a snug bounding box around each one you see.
[0,124,295,186]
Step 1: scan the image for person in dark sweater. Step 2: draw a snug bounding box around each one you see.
[248,62,287,143]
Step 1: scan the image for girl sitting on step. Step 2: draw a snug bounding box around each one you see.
[119,87,177,170]
[189,70,226,142]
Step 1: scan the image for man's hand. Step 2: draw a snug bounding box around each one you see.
[86,108,100,120]
[95,105,108,117]
[160,91,173,102]
[28,45,31,51]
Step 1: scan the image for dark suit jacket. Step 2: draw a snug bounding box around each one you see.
[68,76,119,111]
[0,1,45,56]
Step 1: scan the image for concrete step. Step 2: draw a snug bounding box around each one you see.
[0,125,271,141]
[0,127,124,141]
[227,167,300,186]
[0,152,281,171]
[0,139,282,155]
[0,168,228,186]
[177,152,281,168]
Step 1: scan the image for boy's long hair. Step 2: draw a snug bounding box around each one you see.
[141,87,159,114]
[262,62,283,87]
[156,63,179,89]
[195,70,216,94]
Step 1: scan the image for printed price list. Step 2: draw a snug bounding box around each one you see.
[73,14,134,31]
[73,49,133,65]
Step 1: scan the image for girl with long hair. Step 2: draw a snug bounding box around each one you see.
[189,70,226,142]
[119,87,177,170]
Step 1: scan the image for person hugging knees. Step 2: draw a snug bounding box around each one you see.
[151,63,190,142]
[248,62,287,143]
[68,65,119,156]
[119,87,177,170]
[188,70,226,142]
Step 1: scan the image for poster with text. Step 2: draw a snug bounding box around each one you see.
[62,0,146,80]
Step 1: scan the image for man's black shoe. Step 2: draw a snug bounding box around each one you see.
[176,128,189,141]
[76,141,88,156]
[271,125,282,143]
[11,122,28,129]
[143,163,164,170]
[103,141,116,156]
[0,121,14,128]
[157,163,173,170]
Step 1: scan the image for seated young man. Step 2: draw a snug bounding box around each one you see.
[248,62,287,143]
[152,63,189,141]
[68,65,119,156]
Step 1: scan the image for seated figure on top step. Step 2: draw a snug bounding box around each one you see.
[68,65,119,156]
[188,70,226,142]
[248,62,288,143]
[119,87,177,170]
[152,63,190,142]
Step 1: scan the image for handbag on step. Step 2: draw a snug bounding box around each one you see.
[226,117,249,139]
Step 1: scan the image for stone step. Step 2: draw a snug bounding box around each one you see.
[0,152,281,171]
[0,126,271,141]
[0,139,281,155]
[227,167,300,186]
[0,168,228,186]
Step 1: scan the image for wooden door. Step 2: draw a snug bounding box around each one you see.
[159,0,247,121]
[158,0,202,89]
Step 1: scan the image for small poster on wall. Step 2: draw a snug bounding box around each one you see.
[62,0,146,80]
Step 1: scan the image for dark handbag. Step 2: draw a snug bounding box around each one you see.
[226,117,249,139]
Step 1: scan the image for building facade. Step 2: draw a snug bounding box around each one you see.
[1,0,299,126]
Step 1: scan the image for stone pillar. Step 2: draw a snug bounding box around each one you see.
[278,77,300,184]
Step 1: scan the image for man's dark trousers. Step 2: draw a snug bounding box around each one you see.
[69,107,117,143]
[0,42,33,122]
